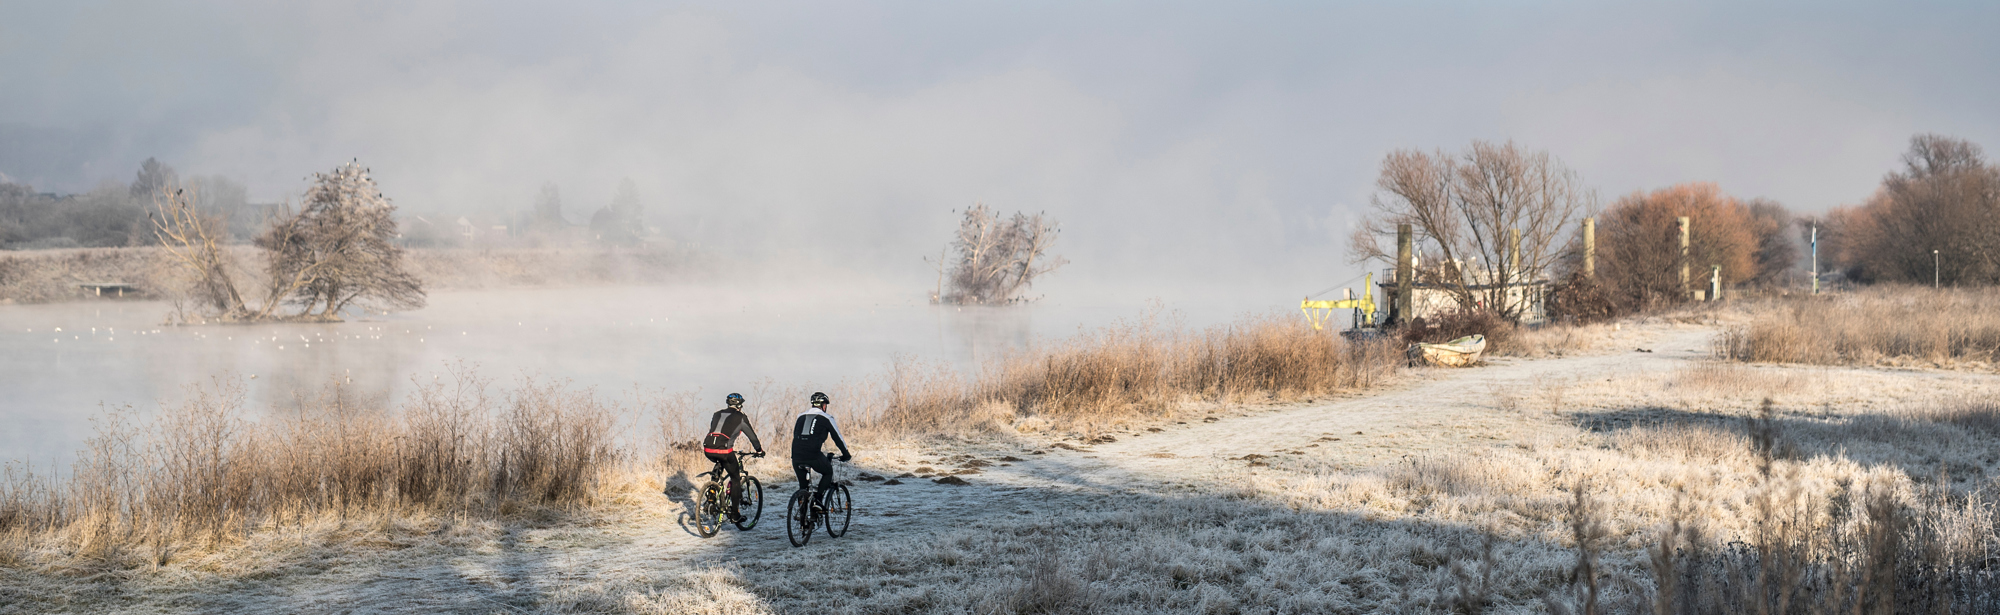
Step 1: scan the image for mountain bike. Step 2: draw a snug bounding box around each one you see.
[786,453,852,547]
[693,451,763,538]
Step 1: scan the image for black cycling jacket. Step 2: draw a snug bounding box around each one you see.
[704,408,764,454]
[791,408,850,459]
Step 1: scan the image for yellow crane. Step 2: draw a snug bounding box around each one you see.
[1300,272,1376,331]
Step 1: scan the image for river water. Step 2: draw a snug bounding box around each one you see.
[1,279,1276,467]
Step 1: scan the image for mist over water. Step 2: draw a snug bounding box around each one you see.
[0,276,1274,467]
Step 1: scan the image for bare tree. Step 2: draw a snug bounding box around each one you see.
[148,182,248,318]
[1744,198,1799,286]
[256,161,425,320]
[1351,141,1592,321]
[1834,135,2000,284]
[934,203,1068,305]
[529,182,566,233]
[590,177,644,244]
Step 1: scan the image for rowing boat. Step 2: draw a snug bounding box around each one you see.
[1412,334,1486,367]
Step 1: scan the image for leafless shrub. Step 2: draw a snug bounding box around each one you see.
[1490,384,1522,413]
[933,203,1067,305]
[255,161,425,320]
[148,182,249,317]
[1536,375,1572,413]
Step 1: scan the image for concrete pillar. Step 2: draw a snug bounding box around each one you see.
[1508,228,1521,280]
[1395,223,1414,325]
[1710,265,1722,302]
[1677,216,1691,298]
[1582,218,1596,278]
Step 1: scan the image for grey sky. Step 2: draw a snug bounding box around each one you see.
[2,1,1995,292]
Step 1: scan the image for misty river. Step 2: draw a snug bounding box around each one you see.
[1,280,1266,468]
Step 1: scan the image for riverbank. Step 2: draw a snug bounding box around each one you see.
[15,319,2000,612]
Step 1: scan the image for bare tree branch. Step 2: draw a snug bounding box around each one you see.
[936,204,1068,305]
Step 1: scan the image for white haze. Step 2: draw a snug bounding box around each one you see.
[1,1,1997,292]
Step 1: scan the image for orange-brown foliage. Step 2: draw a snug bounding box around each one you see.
[1822,135,2000,285]
[1598,182,1758,309]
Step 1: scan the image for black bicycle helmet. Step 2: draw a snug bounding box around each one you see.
[810,391,829,406]
[725,393,744,408]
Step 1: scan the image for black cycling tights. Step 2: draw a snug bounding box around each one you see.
[707,453,745,514]
[794,453,834,491]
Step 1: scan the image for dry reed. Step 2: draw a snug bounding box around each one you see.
[870,312,1401,434]
[1722,286,2000,366]
[0,369,624,568]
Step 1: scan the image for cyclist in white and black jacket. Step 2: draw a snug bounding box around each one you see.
[702,393,765,522]
[791,392,851,493]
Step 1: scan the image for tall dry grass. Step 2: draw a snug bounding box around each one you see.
[866,312,1400,434]
[0,369,624,568]
[1722,286,2000,366]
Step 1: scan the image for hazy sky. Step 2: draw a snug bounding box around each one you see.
[2,1,1995,291]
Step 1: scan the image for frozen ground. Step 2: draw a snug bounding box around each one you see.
[13,321,2000,613]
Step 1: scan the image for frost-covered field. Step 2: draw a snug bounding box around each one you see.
[8,321,2000,613]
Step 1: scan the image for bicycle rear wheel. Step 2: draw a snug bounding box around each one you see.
[823,484,852,538]
[734,476,764,530]
[785,489,814,547]
[694,483,722,538]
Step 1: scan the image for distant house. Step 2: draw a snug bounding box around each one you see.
[1382,260,1548,324]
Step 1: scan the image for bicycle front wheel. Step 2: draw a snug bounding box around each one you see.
[735,476,764,530]
[786,489,814,547]
[823,484,852,538]
[694,483,722,538]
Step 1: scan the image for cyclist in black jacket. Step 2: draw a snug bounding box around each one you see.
[702,393,765,522]
[791,392,851,493]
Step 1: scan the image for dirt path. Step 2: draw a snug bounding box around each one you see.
[106,325,1721,613]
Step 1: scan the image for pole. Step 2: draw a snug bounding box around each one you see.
[1810,224,1818,295]
[1935,249,1941,289]
[1582,217,1596,278]
[1711,265,1721,302]
[1678,216,1691,299]
[1394,224,1414,326]
[1508,228,1521,277]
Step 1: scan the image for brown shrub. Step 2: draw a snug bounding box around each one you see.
[1598,182,1759,311]
[1400,308,1515,352]
[1546,271,1620,324]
